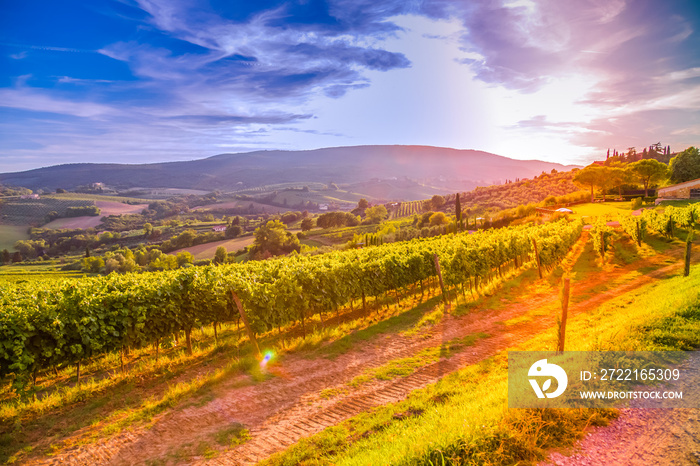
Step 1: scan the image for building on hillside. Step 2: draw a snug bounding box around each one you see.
[212,225,227,232]
[20,194,40,199]
[657,178,700,200]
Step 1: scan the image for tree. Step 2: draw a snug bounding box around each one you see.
[82,256,104,273]
[143,223,153,237]
[629,159,668,197]
[429,212,449,226]
[317,212,359,228]
[365,205,388,223]
[226,224,242,238]
[669,146,700,183]
[176,251,194,267]
[1,249,10,264]
[430,195,446,210]
[455,193,462,230]
[214,246,227,265]
[573,165,606,202]
[357,198,369,210]
[175,229,197,248]
[14,240,45,259]
[300,217,314,231]
[252,220,301,257]
[104,250,138,274]
[608,166,632,198]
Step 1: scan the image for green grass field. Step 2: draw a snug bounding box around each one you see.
[0,225,30,250]
[45,193,151,204]
[572,200,636,219]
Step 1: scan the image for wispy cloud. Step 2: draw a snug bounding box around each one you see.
[1,0,698,171]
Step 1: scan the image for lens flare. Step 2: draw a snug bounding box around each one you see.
[260,350,274,368]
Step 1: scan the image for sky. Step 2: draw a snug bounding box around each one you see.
[1,0,699,172]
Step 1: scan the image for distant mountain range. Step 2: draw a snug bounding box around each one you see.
[0,145,579,192]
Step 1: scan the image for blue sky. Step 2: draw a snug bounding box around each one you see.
[1,0,699,172]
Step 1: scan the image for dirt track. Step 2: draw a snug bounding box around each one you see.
[36,234,694,465]
[543,353,700,466]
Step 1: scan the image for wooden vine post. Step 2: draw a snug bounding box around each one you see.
[684,230,693,277]
[532,238,543,279]
[558,278,570,352]
[433,254,448,306]
[635,219,642,247]
[231,290,261,359]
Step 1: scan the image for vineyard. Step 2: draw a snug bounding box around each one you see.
[1,219,583,389]
[2,201,699,465]
[394,200,424,218]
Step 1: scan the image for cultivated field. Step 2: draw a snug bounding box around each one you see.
[170,236,256,260]
[0,225,29,250]
[42,201,149,230]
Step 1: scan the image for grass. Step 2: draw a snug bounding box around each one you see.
[348,333,488,387]
[262,248,700,466]
[656,199,700,208]
[214,423,251,447]
[402,308,444,336]
[573,201,635,219]
[0,225,30,250]
[0,262,84,283]
[300,296,446,358]
[45,193,152,204]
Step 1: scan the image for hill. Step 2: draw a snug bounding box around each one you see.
[459,169,583,212]
[0,145,578,194]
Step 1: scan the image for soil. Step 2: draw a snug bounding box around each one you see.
[542,353,700,466]
[29,234,696,465]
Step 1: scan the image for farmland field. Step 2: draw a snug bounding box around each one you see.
[170,235,256,259]
[0,224,29,250]
[192,200,293,214]
[42,201,149,229]
[46,193,152,204]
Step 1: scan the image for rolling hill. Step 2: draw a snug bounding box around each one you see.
[0,145,579,193]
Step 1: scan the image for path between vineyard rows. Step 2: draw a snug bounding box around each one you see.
[37,236,687,466]
[541,351,700,465]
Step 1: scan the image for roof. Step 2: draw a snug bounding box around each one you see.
[658,178,700,193]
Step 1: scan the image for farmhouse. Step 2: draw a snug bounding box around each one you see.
[212,225,227,232]
[657,178,700,200]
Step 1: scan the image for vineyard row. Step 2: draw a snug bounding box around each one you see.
[1,219,583,388]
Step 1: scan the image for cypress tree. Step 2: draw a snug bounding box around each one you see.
[455,193,462,231]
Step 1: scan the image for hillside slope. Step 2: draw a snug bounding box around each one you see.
[0,145,578,192]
